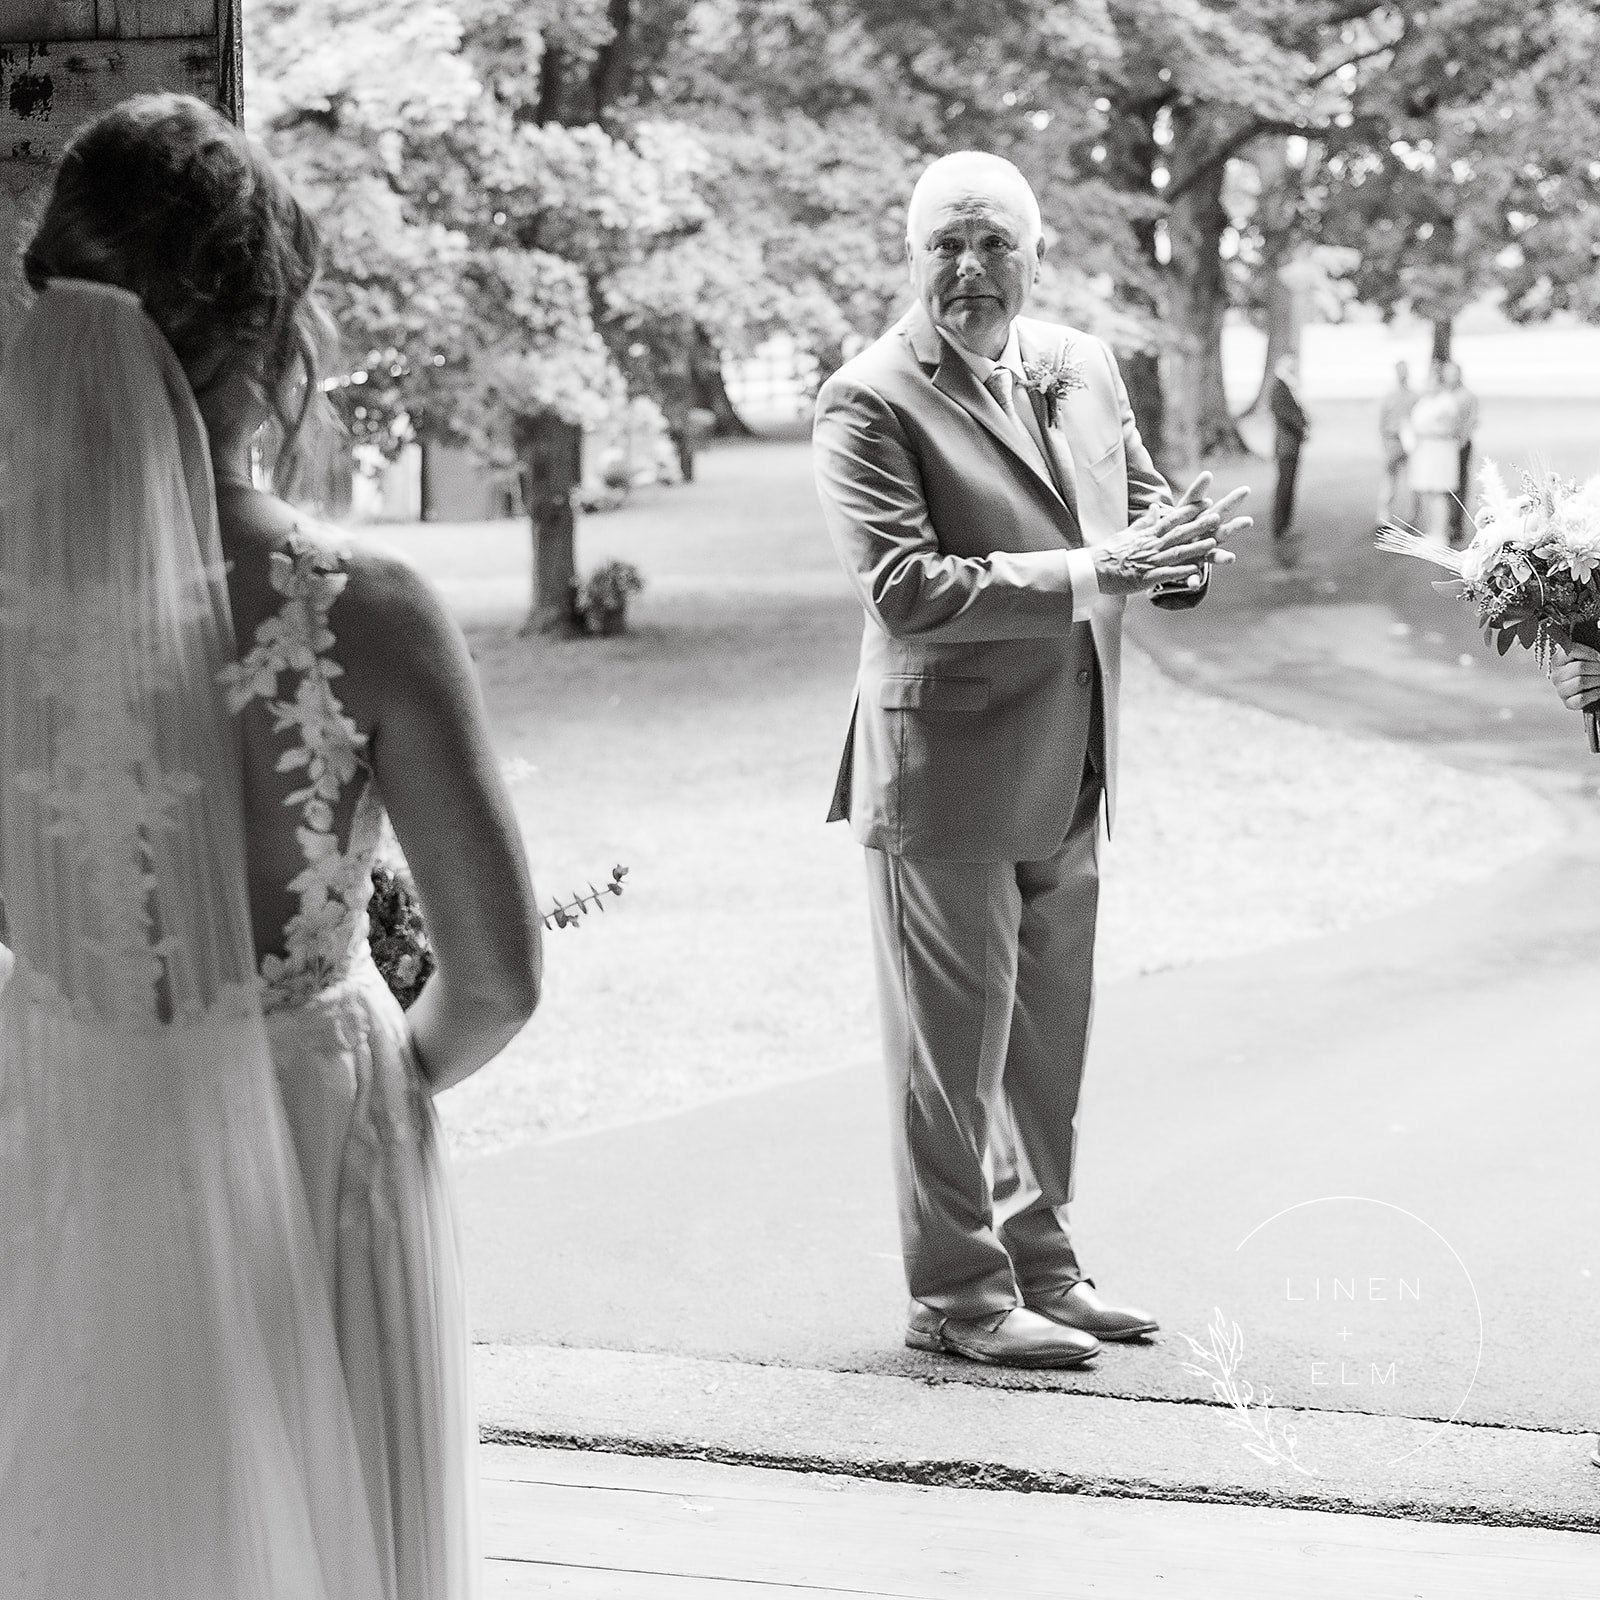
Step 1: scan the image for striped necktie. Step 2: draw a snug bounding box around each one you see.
[984,366,1052,481]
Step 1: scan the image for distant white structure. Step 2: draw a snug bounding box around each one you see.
[1224,303,1600,406]
[723,335,820,428]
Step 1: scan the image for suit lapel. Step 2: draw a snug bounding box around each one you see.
[1016,322,1087,536]
[1022,385,1082,536]
[902,305,1076,534]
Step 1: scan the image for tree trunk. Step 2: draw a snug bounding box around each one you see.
[418,438,435,522]
[589,0,633,126]
[1165,113,1245,470]
[1248,263,1303,416]
[535,43,565,126]
[1244,136,1307,418]
[518,414,582,636]
[690,327,754,437]
[1121,349,1167,475]
[1431,318,1453,363]
[652,315,698,481]
[1096,107,1171,471]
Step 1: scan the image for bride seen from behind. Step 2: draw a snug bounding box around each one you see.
[1,93,540,1597]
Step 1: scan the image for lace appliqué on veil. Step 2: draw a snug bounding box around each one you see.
[0,567,258,1025]
[219,535,384,1013]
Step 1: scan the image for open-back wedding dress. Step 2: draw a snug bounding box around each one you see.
[0,281,475,1599]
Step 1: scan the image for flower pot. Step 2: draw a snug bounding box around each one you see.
[591,602,627,636]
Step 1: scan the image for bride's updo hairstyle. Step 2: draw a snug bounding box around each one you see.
[23,91,335,484]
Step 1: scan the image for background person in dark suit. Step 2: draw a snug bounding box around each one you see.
[1269,354,1309,564]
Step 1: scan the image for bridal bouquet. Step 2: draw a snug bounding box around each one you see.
[368,856,630,1008]
[1377,464,1600,751]
[369,861,435,1008]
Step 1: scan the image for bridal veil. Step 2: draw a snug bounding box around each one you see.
[0,281,386,1597]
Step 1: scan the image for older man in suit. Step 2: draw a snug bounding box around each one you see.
[814,152,1247,1369]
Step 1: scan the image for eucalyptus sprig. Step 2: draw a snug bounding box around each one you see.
[543,865,629,929]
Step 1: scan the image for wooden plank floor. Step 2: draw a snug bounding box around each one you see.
[480,1445,1600,1599]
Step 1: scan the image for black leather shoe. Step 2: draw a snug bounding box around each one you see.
[1025,1282,1158,1342]
[905,1303,1100,1368]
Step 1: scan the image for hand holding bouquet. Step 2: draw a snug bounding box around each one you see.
[368,855,630,1009]
[1377,464,1600,751]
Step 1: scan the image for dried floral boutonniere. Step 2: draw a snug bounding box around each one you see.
[1019,344,1089,429]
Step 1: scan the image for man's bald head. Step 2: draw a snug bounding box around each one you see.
[906,152,1043,251]
[904,151,1046,360]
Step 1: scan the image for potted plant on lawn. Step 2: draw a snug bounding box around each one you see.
[576,559,645,635]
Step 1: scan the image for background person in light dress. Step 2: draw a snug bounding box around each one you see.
[0,94,540,1598]
[1377,359,1415,533]
[1404,361,1463,547]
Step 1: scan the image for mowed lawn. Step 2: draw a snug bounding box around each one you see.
[347,425,1562,1162]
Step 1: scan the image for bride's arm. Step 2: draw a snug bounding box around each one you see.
[340,552,542,1093]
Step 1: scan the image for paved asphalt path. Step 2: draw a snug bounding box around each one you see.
[460,816,1600,1435]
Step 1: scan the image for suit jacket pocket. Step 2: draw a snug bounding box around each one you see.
[1084,437,1123,480]
[880,674,990,712]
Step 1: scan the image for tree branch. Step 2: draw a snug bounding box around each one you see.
[1164,114,1288,205]
[1161,20,1409,207]
[1307,31,1406,90]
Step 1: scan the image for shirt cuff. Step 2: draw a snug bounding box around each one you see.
[1066,546,1100,626]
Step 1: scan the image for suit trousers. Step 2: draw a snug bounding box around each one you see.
[1272,445,1302,541]
[864,756,1103,1318]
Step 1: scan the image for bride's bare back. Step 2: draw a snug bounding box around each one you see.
[218,484,541,1091]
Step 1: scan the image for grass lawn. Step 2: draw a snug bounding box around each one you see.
[347,428,1562,1163]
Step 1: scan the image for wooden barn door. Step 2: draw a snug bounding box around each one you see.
[0,1,243,342]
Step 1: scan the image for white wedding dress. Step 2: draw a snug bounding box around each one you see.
[0,281,476,1599]
[237,531,480,1600]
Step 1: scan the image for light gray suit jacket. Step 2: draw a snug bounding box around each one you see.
[814,302,1171,862]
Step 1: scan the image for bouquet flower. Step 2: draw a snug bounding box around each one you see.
[1377,463,1600,751]
[368,860,436,1009]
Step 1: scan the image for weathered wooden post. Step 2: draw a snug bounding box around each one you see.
[0,2,243,347]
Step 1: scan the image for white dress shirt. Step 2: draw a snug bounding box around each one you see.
[939,326,1100,622]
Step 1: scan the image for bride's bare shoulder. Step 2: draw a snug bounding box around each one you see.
[219,493,465,725]
[221,496,427,622]
[309,528,472,725]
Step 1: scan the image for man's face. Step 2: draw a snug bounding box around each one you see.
[907,192,1042,359]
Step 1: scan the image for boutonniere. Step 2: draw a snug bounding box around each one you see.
[1019,344,1089,429]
